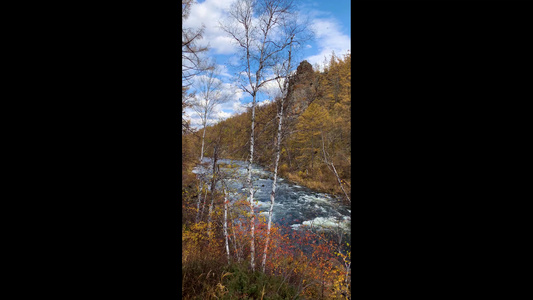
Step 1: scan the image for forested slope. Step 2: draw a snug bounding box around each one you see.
[186,53,351,200]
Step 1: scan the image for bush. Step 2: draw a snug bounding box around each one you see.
[221,262,297,300]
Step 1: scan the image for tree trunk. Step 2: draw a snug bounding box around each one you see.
[195,178,203,223]
[261,102,284,272]
[330,161,350,203]
[262,38,293,272]
[223,188,230,265]
[247,93,257,271]
[200,121,206,162]
[200,182,208,219]
[207,146,218,237]
[229,209,241,263]
[321,134,350,202]
[345,261,351,292]
[219,0,301,272]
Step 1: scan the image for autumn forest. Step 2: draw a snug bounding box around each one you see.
[182,0,351,298]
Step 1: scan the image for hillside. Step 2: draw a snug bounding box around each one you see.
[185,53,351,199]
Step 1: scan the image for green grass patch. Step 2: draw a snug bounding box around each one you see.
[183,260,299,300]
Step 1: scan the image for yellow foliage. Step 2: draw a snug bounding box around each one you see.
[182,221,223,263]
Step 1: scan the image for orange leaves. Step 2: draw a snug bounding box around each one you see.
[182,162,351,298]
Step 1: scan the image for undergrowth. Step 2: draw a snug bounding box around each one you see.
[182,260,299,300]
[182,168,351,299]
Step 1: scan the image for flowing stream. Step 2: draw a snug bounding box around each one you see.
[193,158,351,238]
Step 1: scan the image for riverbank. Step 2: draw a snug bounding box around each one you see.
[182,160,351,299]
[273,164,350,203]
[280,168,338,194]
[222,155,350,202]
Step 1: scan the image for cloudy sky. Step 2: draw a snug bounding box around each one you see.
[183,0,351,130]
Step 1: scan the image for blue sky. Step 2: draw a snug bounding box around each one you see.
[183,0,351,129]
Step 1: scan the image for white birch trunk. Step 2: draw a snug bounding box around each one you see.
[207,198,214,237]
[230,211,242,263]
[195,179,202,223]
[321,134,350,203]
[261,103,284,272]
[247,92,257,271]
[200,122,206,162]
[207,149,218,237]
[331,161,350,203]
[228,225,236,261]
[262,38,293,272]
[220,0,299,272]
[223,188,230,265]
[200,183,208,219]
[345,261,351,291]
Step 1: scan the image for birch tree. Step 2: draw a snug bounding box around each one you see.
[223,186,231,265]
[192,67,229,223]
[191,67,230,163]
[321,133,350,203]
[229,208,243,263]
[261,37,294,272]
[206,120,227,236]
[182,0,212,87]
[206,143,220,237]
[220,0,305,272]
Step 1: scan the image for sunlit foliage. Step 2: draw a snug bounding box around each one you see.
[182,50,351,299]
[197,52,351,200]
[182,171,351,299]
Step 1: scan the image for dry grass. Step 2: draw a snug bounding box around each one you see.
[285,171,337,194]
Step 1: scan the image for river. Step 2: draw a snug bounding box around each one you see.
[193,158,351,239]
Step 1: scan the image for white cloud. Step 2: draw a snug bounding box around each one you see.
[183,0,350,128]
[183,0,239,55]
[257,99,271,107]
[184,81,248,130]
[217,64,232,78]
[186,113,204,128]
[259,79,283,99]
[305,17,351,68]
[232,100,248,114]
[215,110,232,119]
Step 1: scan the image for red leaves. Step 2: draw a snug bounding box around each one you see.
[183,178,351,298]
